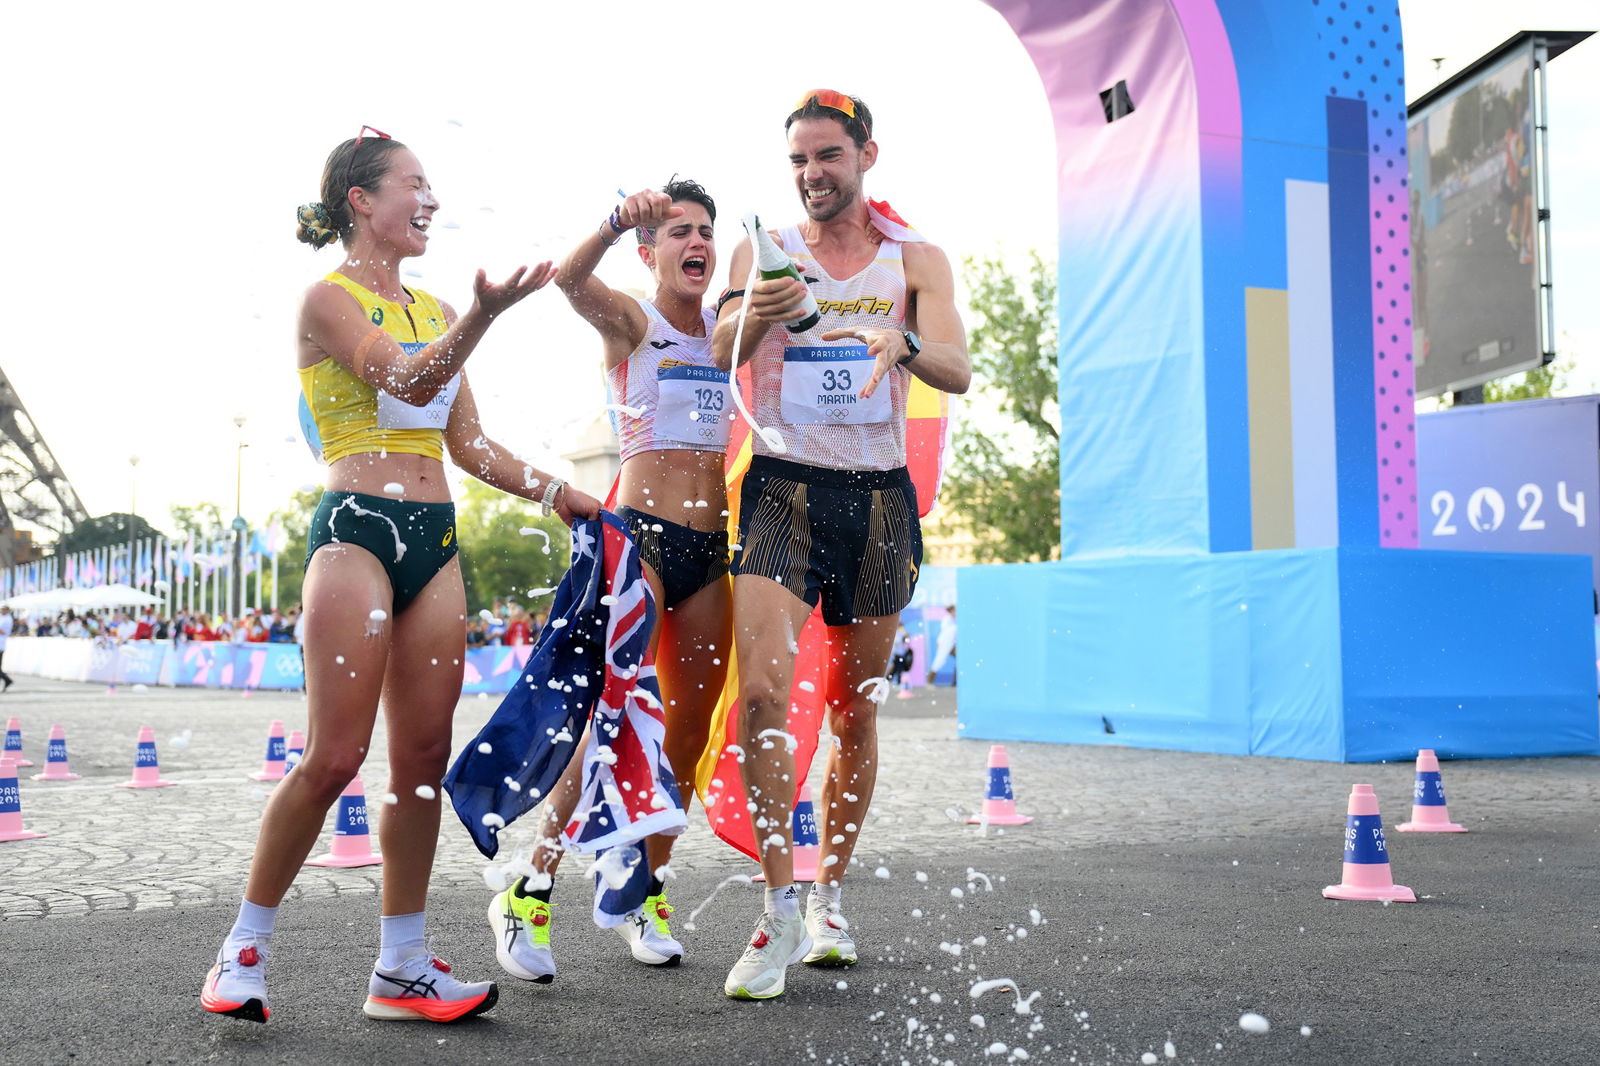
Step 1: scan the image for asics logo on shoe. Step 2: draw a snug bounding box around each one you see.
[376,971,443,1000]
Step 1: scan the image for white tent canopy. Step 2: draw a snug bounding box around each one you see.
[1,584,162,613]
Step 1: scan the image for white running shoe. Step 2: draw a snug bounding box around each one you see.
[363,954,497,1022]
[486,882,556,983]
[613,890,683,966]
[724,910,812,1000]
[802,894,858,966]
[201,942,270,1023]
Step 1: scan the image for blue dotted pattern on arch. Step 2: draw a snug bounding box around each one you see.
[1315,0,1417,546]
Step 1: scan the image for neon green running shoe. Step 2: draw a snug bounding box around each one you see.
[614,889,683,966]
[487,879,555,983]
[802,893,858,966]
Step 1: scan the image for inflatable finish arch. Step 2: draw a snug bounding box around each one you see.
[959,0,1597,761]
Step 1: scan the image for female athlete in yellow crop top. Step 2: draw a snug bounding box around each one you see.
[201,129,599,1029]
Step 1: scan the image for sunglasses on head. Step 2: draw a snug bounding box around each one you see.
[794,89,869,136]
[344,125,392,190]
[795,89,854,118]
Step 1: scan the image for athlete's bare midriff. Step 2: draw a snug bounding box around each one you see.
[616,448,728,533]
[325,452,453,503]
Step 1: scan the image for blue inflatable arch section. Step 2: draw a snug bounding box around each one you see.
[960,0,1597,761]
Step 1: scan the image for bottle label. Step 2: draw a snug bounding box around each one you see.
[780,345,891,425]
[655,364,732,447]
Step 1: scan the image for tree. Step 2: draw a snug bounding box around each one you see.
[1481,356,1572,404]
[262,487,322,609]
[168,502,226,540]
[454,479,572,615]
[58,513,168,555]
[941,251,1061,563]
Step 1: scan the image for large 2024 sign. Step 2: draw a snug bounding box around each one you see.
[1417,398,1600,591]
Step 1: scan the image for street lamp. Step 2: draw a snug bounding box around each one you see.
[127,455,139,589]
[231,417,248,621]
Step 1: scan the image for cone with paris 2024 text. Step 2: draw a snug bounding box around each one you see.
[284,730,306,774]
[248,720,287,781]
[1322,783,1416,902]
[31,724,80,781]
[967,744,1032,826]
[306,772,382,868]
[4,718,34,768]
[1396,749,1468,833]
[118,725,177,789]
[0,758,46,842]
[753,781,820,883]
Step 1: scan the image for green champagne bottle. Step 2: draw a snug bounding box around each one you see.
[744,214,820,334]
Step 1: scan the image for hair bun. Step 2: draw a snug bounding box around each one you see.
[296,202,339,249]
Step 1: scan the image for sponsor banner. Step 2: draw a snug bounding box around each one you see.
[7,638,533,694]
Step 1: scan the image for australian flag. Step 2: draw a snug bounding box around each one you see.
[444,512,685,926]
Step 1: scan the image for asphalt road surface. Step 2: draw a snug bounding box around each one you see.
[2,676,1596,1065]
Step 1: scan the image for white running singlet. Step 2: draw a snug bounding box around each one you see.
[607,296,730,462]
[747,226,912,471]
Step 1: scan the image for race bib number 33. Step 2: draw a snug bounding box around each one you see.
[656,364,731,447]
[780,345,890,426]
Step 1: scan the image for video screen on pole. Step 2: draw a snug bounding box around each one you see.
[1409,47,1541,398]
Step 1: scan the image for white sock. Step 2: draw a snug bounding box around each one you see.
[810,881,842,908]
[225,899,277,955]
[764,884,800,919]
[378,912,427,969]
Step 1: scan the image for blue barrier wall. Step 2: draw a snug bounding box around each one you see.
[10,638,532,695]
[960,549,1598,762]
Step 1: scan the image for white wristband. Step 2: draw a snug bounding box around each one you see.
[540,478,565,517]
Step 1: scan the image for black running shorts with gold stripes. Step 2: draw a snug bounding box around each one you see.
[731,455,922,626]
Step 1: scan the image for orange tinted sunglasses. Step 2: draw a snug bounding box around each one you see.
[794,89,856,119]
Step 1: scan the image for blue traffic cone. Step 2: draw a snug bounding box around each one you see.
[0,758,47,841]
[283,729,305,774]
[118,726,177,789]
[31,724,80,781]
[4,717,34,768]
[967,745,1032,826]
[248,720,287,781]
[1397,749,1468,832]
[1322,784,1416,902]
[753,781,821,882]
[306,773,382,867]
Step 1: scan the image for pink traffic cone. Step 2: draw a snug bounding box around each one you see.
[966,745,1033,826]
[0,759,47,841]
[1322,784,1416,902]
[753,782,820,883]
[283,730,306,774]
[118,726,177,789]
[31,725,81,781]
[1396,749,1467,833]
[306,773,382,868]
[4,718,34,767]
[247,721,287,781]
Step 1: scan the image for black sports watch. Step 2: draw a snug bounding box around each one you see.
[898,330,923,366]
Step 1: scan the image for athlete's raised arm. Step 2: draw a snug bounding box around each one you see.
[557,189,688,368]
[301,263,557,405]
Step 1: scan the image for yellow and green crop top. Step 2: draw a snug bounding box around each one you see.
[297,272,460,464]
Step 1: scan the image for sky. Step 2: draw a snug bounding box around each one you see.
[2,0,1595,539]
